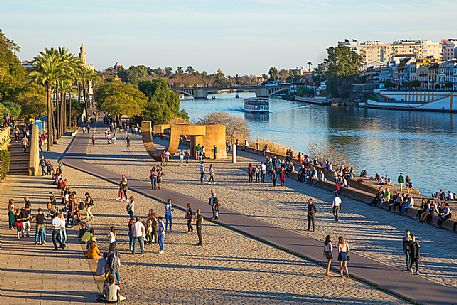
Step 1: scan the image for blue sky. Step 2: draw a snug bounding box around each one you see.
[1,0,456,75]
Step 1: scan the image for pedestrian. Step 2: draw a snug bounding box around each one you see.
[337,236,350,278]
[116,175,128,201]
[85,192,94,220]
[164,199,173,231]
[261,162,266,183]
[208,164,215,184]
[196,209,203,246]
[255,165,260,182]
[131,217,145,254]
[91,133,95,146]
[149,167,157,190]
[150,211,158,244]
[8,199,15,230]
[248,163,254,182]
[402,229,412,271]
[158,217,165,254]
[126,196,135,218]
[58,213,67,247]
[33,208,46,245]
[272,169,277,187]
[108,226,117,247]
[279,169,286,186]
[185,150,189,165]
[21,136,29,153]
[157,167,163,189]
[409,234,421,275]
[127,218,135,252]
[332,193,342,221]
[398,173,405,191]
[307,198,317,232]
[200,161,205,183]
[107,243,121,283]
[14,208,25,239]
[209,190,220,219]
[40,157,46,176]
[185,203,193,233]
[51,213,64,250]
[179,151,184,167]
[126,135,130,148]
[323,235,333,276]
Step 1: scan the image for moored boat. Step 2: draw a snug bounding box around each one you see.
[366,91,457,112]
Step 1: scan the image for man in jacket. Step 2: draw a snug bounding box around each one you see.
[307,198,317,232]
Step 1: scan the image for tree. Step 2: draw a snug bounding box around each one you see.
[138,79,187,124]
[319,45,362,98]
[197,112,249,141]
[186,66,196,74]
[17,83,46,118]
[126,65,149,84]
[268,67,279,81]
[164,67,173,77]
[96,81,147,117]
[175,66,184,75]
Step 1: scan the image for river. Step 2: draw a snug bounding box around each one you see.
[181,92,457,195]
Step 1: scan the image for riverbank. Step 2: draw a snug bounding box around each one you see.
[85,131,457,290]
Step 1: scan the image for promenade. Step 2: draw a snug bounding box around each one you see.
[0,138,100,305]
[63,124,457,304]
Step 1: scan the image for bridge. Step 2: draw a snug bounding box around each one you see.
[171,84,289,99]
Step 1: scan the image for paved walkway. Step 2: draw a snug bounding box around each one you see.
[0,141,100,304]
[63,128,457,305]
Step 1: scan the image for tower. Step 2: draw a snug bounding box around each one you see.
[79,43,87,64]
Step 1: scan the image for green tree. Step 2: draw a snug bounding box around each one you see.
[126,65,149,84]
[320,45,362,98]
[17,83,46,118]
[96,81,147,117]
[185,66,196,74]
[268,67,279,81]
[175,66,184,75]
[138,79,188,124]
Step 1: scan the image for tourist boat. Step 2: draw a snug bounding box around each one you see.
[244,97,269,113]
[366,91,457,112]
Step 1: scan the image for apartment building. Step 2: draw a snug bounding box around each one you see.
[442,39,457,61]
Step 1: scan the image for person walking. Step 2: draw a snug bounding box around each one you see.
[179,151,184,167]
[323,235,333,276]
[131,217,145,254]
[127,218,135,252]
[196,209,203,246]
[208,164,215,184]
[307,198,317,232]
[409,234,421,275]
[403,229,412,271]
[260,162,266,183]
[185,203,193,233]
[126,196,135,218]
[21,136,29,153]
[91,133,96,146]
[332,194,342,221]
[248,163,254,183]
[107,243,122,283]
[126,135,130,148]
[209,190,220,220]
[8,199,15,230]
[199,161,205,183]
[185,150,190,165]
[158,217,165,254]
[119,175,128,201]
[149,167,157,190]
[51,213,64,250]
[272,169,277,187]
[279,169,286,186]
[164,199,173,232]
[337,236,350,278]
[85,192,94,220]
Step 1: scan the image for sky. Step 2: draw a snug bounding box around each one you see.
[1,0,456,75]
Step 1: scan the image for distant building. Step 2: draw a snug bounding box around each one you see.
[442,39,457,61]
[21,60,33,69]
[339,39,442,67]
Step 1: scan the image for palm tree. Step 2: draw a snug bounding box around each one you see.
[307,61,313,72]
[30,48,61,150]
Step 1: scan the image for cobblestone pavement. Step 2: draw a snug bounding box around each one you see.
[0,135,100,305]
[63,162,406,305]
[85,132,457,289]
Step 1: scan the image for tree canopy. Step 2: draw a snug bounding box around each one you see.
[138,79,188,124]
[96,81,147,117]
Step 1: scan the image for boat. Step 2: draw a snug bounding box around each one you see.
[244,97,269,113]
[366,91,457,112]
[294,95,331,106]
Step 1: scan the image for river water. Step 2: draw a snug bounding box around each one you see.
[181,92,457,195]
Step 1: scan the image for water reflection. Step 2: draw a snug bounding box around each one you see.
[244,112,270,122]
[181,94,457,194]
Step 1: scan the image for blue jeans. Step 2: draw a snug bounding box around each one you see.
[132,236,144,254]
[165,213,172,231]
[128,231,133,251]
[35,225,46,243]
[60,228,67,245]
[150,177,157,190]
[158,234,165,251]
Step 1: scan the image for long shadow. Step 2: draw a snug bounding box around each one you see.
[0,288,98,303]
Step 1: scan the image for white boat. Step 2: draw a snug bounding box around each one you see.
[244,97,269,113]
[366,91,457,112]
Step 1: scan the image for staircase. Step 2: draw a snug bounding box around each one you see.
[8,140,30,175]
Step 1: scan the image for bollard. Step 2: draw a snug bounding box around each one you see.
[232,144,237,163]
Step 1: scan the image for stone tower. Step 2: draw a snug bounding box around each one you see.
[79,43,86,64]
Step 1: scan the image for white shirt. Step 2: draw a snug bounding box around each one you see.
[261,164,266,171]
[132,221,145,238]
[332,197,342,207]
[108,232,116,243]
[51,217,61,229]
